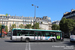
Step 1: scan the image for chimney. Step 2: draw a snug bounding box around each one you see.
[64,12,69,15]
[71,9,75,12]
[9,14,10,16]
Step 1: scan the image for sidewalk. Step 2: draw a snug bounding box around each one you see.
[0,36,10,40]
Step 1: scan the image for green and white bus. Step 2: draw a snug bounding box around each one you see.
[10,28,64,42]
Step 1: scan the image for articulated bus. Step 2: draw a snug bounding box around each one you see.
[10,28,64,42]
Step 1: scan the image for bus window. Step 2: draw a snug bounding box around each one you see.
[71,33,75,35]
[38,32,42,36]
[34,31,42,36]
[41,31,45,36]
[35,32,38,36]
[25,31,29,36]
[29,31,34,36]
[49,32,55,37]
[56,33,60,36]
[45,32,51,36]
[13,30,17,36]
[17,30,25,36]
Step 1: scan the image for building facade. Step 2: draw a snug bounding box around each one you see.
[63,9,75,19]
[35,16,52,30]
[52,20,60,25]
[0,15,52,31]
[0,14,34,31]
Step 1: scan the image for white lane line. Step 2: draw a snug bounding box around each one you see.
[25,43,28,50]
[25,43,31,50]
[29,43,31,50]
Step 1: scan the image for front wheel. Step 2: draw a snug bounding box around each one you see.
[70,41,73,43]
[25,39,30,43]
[51,39,54,42]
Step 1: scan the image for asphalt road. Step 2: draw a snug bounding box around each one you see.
[0,37,75,50]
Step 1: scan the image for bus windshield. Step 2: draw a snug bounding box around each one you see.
[71,33,75,35]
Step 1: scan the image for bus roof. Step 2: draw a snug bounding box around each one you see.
[12,28,62,32]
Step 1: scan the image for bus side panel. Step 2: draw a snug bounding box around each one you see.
[29,36,35,41]
[16,36,22,41]
[20,36,34,41]
[12,36,17,41]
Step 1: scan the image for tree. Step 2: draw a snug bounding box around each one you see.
[52,24,60,30]
[65,19,75,34]
[19,24,25,28]
[32,23,39,29]
[5,26,8,33]
[59,18,75,37]
[59,17,67,33]
[10,24,16,31]
[5,13,8,16]
[25,24,31,29]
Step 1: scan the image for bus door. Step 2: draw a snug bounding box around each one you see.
[56,32,61,40]
[16,30,22,41]
[34,31,42,41]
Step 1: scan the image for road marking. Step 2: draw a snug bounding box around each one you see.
[25,43,28,50]
[25,43,31,50]
[29,43,31,50]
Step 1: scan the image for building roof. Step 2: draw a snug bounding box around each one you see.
[63,9,75,17]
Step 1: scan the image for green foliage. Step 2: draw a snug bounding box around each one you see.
[5,13,8,16]
[0,24,2,32]
[25,24,31,29]
[5,26,8,33]
[10,24,16,31]
[19,24,25,28]
[59,17,67,33]
[59,18,75,34]
[52,24,60,30]
[41,22,43,24]
[65,19,75,33]
[32,23,39,29]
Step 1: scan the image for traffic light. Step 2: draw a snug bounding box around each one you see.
[2,25,5,29]
[0,25,5,38]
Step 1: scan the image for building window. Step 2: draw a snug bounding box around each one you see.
[13,21,14,24]
[0,19,1,21]
[4,22,5,25]
[6,22,7,25]
[10,24,11,27]
[17,25,18,27]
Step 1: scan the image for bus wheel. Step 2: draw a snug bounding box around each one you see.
[51,39,54,42]
[25,38,30,43]
[70,41,73,43]
[54,39,57,42]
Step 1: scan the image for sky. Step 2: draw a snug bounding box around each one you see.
[0,0,75,22]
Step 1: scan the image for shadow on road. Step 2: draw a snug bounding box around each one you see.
[5,40,27,43]
[5,40,57,43]
[63,41,75,46]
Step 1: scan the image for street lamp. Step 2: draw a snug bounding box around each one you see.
[32,4,39,18]
[32,4,39,24]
